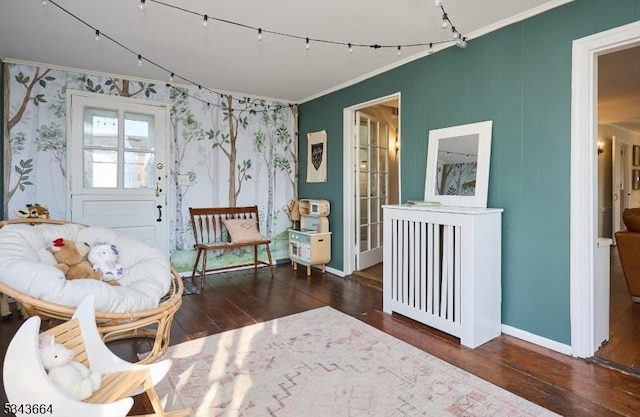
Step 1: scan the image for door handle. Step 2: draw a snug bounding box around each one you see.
[156,205,162,222]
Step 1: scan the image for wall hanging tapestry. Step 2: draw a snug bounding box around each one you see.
[307,130,327,183]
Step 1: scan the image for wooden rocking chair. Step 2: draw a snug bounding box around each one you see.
[4,296,189,417]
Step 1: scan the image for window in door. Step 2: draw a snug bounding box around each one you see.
[82,108,156,190]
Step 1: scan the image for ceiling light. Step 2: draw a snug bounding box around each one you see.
[137,54,143,66]
[257,28,263,41]
[138,0,145,11]
[305,38,310,50]
[94,29,100,42]
[202,15,208,27]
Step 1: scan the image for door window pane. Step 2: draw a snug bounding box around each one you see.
[124,112,155,151]
[360,225,369,249]
[379,147,388,172]
[125,151,154,188]
[371,198,379,222]
[82,107,158,190]
[359,123,368,147]
[371,224,379,247]
[84,108,118,148]
[370,123,378,146]
[84,149,117,188]
[359,198,369,223]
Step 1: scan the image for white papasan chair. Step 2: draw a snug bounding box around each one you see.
[0,218,183,363]
[4,295,189,417]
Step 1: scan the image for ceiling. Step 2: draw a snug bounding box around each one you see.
[0,0,574,103]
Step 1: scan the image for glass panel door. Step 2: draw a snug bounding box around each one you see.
[355,111,389,270]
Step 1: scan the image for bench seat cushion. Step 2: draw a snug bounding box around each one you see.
[222,218,265,243]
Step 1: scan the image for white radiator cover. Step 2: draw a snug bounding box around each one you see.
[382,204,503,348]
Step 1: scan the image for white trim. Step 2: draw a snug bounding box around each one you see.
[299,0,574,104]
[502,324,572,356]
[325,265,345,278]
[571,20,640,358]
[343,93,401,277]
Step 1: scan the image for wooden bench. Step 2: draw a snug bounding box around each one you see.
[189,206,274,291]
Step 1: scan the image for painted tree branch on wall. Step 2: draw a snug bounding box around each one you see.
[77,76,157,98]
[212,95,257,207]
[170,88,202,250]
[253,103,294,237]
[4,66,53,216]
[35,122,66,178]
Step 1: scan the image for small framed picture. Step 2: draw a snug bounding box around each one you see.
[633,170,640,190]
[634,145,640,166]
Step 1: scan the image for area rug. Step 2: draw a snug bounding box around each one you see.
[156,307,558,417]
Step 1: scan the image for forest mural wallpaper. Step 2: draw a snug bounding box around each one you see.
[436,161,477,196]
[3,62,298,273]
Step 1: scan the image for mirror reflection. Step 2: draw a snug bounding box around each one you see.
[424,120,493,208]
[435,134,479,196]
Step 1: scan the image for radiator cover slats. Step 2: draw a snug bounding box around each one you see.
[383,205,503,348]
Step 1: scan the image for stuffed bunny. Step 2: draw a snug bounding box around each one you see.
[88,243,124,285]
[39,333,101,400]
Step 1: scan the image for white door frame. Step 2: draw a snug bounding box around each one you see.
[571,21,640,357]
[343,93,401,276]
[66,89,171,255]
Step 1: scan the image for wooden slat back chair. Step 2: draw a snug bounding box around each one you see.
[4,296,190,417]
[189,206,274,291]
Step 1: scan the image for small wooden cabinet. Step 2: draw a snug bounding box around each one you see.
[289,199,331,276]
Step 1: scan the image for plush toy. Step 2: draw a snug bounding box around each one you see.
[14,203,50,219]
[39,333,101,400]
[51,238,103,281]
[88,244,124,285]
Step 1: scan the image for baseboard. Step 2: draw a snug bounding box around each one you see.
[501,324,572,356]
[325,265,345,277]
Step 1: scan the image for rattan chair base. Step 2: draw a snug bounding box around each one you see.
[0,218,183,363]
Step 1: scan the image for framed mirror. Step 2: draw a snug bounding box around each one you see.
[424,120,493,208]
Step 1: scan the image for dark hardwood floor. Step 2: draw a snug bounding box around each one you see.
[2,262,640,416]
[594,247,640,370]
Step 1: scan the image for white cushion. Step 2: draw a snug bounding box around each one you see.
[0,223,171,313]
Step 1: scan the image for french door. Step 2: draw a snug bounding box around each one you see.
[68,92,169,255]
[355,111,389,270]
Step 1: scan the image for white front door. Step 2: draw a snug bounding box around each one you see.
[355,111,389,270]
[68,92,169,255]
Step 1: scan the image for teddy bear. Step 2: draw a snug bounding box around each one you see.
[39,333,101,400]
[14,203,50,219]
[88,243,124,285]
[50,238,103,281]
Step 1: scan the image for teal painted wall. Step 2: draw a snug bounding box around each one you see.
[298,0,640,345]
